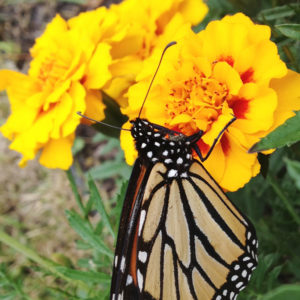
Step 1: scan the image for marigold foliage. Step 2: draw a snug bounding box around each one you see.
[0,0,208,170]
[120,13,300,192]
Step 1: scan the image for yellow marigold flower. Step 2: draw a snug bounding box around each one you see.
[0,10,116,169]
[0,1,208,170]
[120,13,300,192]
[104,0,208,107]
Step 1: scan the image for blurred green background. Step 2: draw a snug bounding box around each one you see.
[0,0,300,299]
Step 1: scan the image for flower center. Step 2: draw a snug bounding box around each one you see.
[165,73,229,134]
[37,54,69,87]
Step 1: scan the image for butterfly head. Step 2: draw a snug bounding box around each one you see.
[130,118,194,174]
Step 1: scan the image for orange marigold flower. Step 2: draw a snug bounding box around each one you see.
[104,0,208,107]
[120,13,300,191]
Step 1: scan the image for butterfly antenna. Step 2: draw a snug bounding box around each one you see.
[77,112,131,131]
[138,41,177,118]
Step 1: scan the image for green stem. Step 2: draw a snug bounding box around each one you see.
[66,169,85,215]
[0,229,89,290]
[267,175,300,226]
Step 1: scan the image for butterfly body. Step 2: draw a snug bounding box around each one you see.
[111,118,258,300]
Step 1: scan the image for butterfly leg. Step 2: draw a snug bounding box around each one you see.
[192,116,236,162]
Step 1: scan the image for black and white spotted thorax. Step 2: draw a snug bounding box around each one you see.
[130,118,196,178]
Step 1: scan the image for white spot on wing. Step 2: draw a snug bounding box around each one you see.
[155,142,160,147]
[126,275,133,286]
[137,269,143,291]
[120,256,126,273]
[168,169,178,178]
[231,275,238,281]
[165,159,172,164]
[139,210,146,236]
[141,143,146,148]
[147,151,153,158]
[163,150,168,156]
[177,157,183,164]
[138,251,147,263]
[180,172,188,178]
[114,255,118,267]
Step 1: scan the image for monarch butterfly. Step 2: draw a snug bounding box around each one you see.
[80,41,258,300]
[109,42,258,300]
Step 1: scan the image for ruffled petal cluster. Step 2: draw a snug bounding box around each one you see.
[0,0,208,169]
[104,0,208,107]
[121,13,300,191]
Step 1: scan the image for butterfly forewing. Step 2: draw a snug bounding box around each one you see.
[111,118,257,300]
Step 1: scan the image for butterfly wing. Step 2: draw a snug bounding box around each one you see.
[118,160,258,300]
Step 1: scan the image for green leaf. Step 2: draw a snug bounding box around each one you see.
[66,170,85,215]
[262,284,300,300]
[100,139,120,156]
[284,158,300,190]
[72,137,85,155]
[258,4,299,21]
[88,174,115,238]
[88,160,131,181]
[276,24,300,40]
[66,210,113,258]
[249,111,300,153]
[55,266,110,284]
[92,132,109,143]
[112,180,128,233]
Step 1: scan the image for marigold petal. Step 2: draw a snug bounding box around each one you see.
[234,84,277,134]
[202,142,226,184]
[104,76,134,108]
[213,62,243,95]
[127,81,150,112]
[202,112,233,146]
[62,82,86,137]
[120,121,137,165]
[30,15,68,58]
[217,134,260,191]
[178,0,208,25]
[50,92,73,139]
[0,70,28,91]
[43,80,71,110]
[169,114,192,126]
[82,90,106,125]
[0,106,39,139]
[85,43,112,89]
[252,41,287,84]
[39,134,74,170]
[269,69,300,131]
